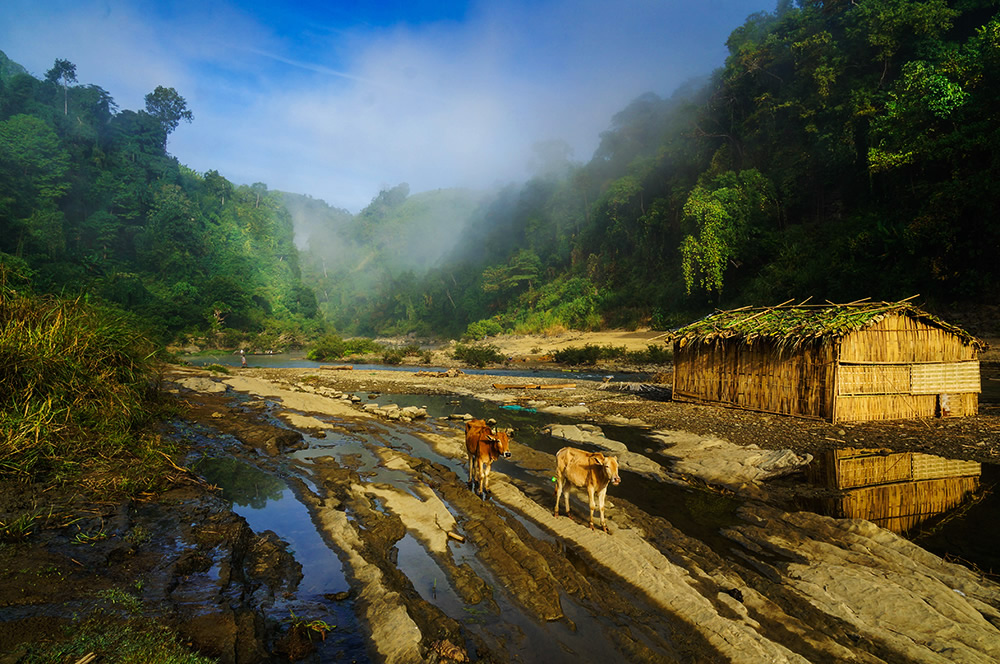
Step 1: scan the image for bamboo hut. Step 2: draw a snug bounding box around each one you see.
[670,300,986,422]
[807,448,981,534]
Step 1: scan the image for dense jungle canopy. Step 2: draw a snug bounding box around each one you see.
[2,0,999,346]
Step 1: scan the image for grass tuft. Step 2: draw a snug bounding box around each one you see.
[0,283,164,489]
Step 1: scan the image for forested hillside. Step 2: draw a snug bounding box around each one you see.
[310,0,1000,339]
[0,50,322,347]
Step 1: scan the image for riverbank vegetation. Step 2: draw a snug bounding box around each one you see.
[0,280,174,493]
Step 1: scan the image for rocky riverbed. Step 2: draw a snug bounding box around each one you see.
[2,359,999,663]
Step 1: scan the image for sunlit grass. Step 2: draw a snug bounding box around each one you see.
[0,281,171,492]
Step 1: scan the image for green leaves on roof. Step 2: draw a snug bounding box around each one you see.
[670,300,985,350]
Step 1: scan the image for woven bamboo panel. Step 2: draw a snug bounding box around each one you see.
[911,453,981,481]
[835,394,937,422]
[910,361,981,394]
[837,364,910,395]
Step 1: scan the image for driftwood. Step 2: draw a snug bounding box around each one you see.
[321,365,354,370]
[414,368,466,378]
[596,382,672,398]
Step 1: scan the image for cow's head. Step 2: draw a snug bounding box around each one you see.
[592,453,621,485]
[488,428,512,458]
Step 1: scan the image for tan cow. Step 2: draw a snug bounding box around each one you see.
[554,447,621,532]
[465,419,512,499]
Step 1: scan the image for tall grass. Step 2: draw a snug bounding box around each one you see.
[0,284,160,483]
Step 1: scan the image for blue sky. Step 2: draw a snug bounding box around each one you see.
[1,0,773,212]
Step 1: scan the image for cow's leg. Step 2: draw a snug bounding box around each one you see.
[467,453,475,490]
[481,461,491,500]
[476,459,486,498]
[554,473,563,517]
[587,485,597,530]
[598,487,609,533]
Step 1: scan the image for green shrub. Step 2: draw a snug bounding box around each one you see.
[381,349,405,365]
[645,343,672,364]
[452,343,506,368]
[343,337,382,355]
[553,344,629,365]
[464,318,504,341]
[554,344,603,365]
[306,334,346,361]
[0,286,159,482]
[623,344,672,364]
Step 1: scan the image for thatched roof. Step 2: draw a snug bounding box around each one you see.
[670,300,986,351]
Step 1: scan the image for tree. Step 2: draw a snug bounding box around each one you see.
[143,86,193,142]
[45,58,76,115]
[680,170,776,297]
[0,114,71,222]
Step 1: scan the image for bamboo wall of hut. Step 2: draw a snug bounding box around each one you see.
[672,339,837,419]
[670,302,985,423]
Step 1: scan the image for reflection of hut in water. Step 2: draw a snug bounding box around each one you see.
[808,447,982,534]
[669,300,986,422]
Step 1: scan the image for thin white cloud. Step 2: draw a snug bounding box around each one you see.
[0,0,771,211]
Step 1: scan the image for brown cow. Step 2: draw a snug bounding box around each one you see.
[554,447,621,532]
[465,419,512,499]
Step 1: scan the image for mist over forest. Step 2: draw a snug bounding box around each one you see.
[2,0,999,349]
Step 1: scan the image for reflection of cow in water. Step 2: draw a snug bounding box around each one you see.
[465,419,512,500]
[554,447,621,532]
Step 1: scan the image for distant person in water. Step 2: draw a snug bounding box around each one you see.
[240,349,247,367]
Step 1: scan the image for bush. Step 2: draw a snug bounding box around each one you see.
[381,349,405,365]
[553,344,628,365]
[464,318,504,341]
[306,334,346,361]
[624,343,672,365]
[343,337,382,355]
[452,343,506,368]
